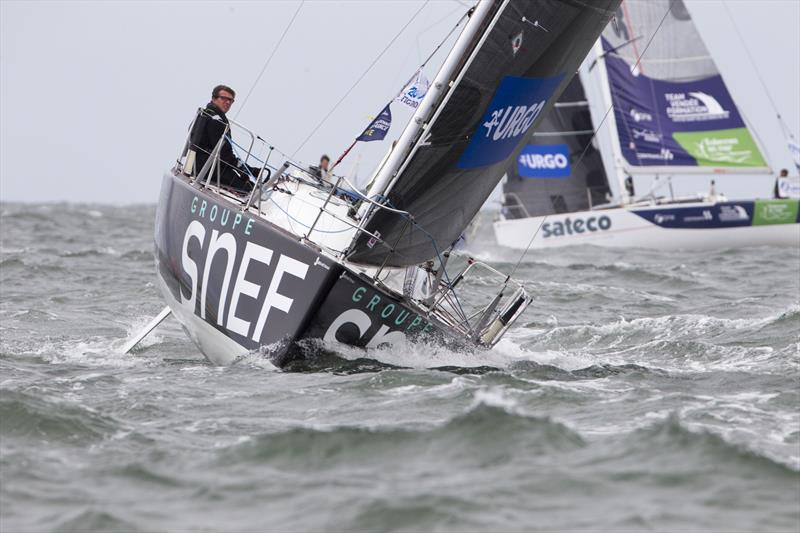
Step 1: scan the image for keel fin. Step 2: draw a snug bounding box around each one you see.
[121,307,172,354]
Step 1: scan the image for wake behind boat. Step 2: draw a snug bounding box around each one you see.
[493,0,800,251]
[148,0,621,366]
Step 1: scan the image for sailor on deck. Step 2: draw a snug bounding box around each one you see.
[774,168,789,199]
[309,154,331,185]
[188,85,258,193]
[708,179,720,202]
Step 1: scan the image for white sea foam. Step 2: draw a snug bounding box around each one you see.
[470,387,519,410]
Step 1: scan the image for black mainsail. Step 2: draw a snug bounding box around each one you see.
[348,0,620,266]
[501,74,611,219]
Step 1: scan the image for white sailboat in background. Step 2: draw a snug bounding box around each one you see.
[493,0,800,251]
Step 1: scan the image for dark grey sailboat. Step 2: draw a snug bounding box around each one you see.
[500,75,612,222]
[144,0,621,366]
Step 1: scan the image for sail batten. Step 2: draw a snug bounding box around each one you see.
[349,0,621,266]
[532,129,595,137]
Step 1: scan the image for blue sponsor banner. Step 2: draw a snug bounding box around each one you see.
[357,104,392,142]
[601,38,765,168]
[517,144,571,178]
[458,74,564,169]
[631,202,755,229]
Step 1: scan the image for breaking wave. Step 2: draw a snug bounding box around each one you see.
[218,399,585,468]
[2,204,799,531]
[0,390,121,444]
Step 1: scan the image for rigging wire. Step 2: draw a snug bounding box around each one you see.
[329,9,469,172]
[721,0,795,141]
[291,0,431,158]
[234,1,305,119]
[570,0,675,186]
[507,0,676,279]
[414,9,469,78]
[413,3,466,72]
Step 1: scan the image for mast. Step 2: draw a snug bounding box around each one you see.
[361,0,498,210]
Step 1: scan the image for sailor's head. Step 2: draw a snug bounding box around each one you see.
[780,168,789,177]
[320,154,330,171]
[212,85,236,114]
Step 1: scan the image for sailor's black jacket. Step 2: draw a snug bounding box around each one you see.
[189,102,239,175]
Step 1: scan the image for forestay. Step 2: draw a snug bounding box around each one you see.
[348,0,620,267]
[598,0,770,174]
[502,75,611,219]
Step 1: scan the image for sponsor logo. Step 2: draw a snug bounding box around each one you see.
[395,70,429,110]
[630,108,653,122]
[632,128,662,143]
[367,230,381,249]
[357,105,392,142]
[692,136,753,164]
[631,147,674,161]
[777,177,800,198]
[789,141,800,169]
[323,286,435,349]
[458,74,564,168]
[683,210,713,223]
[758,203,790,222]
[672,128,767,168]
[633,203,758,228]
[541,215,612,238]
[482,103,545,141]
[511,30,523,56]
[181,220,308,342]
[718,204,749,222]
[665,91,730,123]
[517,144,570,178]
[753,199,799,226]
[190,195,254,236]
[181,197,310,344]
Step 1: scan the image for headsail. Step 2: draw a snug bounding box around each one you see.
[595,0,770,175]
[349,0,621,266]
[502,74,611,219]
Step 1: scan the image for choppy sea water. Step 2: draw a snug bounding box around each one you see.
[1,202,798,532]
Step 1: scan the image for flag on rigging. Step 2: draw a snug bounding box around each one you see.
[395,69,430,109]
[356,104,392,142]
[788,140,800,171]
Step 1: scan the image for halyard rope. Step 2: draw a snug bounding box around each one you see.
[235,1,306,119]
[291,0,431,157]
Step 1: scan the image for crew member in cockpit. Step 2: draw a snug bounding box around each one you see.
[309,154,331,184]
[774,168,789,199]
[188,85,258,193]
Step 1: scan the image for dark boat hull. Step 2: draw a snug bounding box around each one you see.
[154,173,456,366]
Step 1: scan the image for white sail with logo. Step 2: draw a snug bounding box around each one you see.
[585,0,770,177]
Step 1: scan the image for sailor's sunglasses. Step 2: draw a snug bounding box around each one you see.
[216,95,235,103]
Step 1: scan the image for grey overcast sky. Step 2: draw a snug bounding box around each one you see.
[1,0,798,204]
